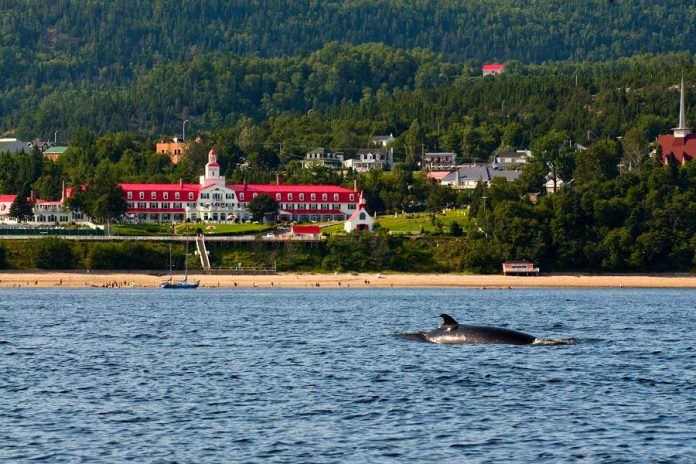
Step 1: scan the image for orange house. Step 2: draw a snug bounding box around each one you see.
[156,139,188,164]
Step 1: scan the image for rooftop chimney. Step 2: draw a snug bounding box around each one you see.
[276,174,282,185]
[353,179,358,192]
[179,178,183,188]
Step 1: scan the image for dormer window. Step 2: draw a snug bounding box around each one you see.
[163,192,169,200]
[276,193,281,201]
[334,194,339,201]
[188,192,194,200]
[322,193,327,201]
[139,192,144,200]
[349,194,355,201]
[253,193,258,198]
[175,192,180,200]
[288,193,293,200]
[239,193,245,200]
[127,192,133,199]
[151,192,157,200]
[299,193,304,201]
[311,193,316,201]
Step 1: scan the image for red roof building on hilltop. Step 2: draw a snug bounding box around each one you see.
[657,76,696,164]
[482,64,505,76]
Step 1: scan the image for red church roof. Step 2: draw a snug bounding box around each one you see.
[656,134,696,164]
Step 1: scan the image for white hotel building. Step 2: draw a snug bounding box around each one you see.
[120,149,362,223]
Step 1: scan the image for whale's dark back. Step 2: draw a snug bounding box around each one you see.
[457,325,536,345]
[424,324,537,345]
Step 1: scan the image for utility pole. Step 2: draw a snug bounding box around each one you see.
[182,119,190,142]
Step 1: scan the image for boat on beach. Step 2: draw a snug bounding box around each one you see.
[161,240,199,289]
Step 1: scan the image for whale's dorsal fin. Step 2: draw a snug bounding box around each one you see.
[439,314,459,331]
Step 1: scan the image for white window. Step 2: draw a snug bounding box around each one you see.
[127,191,133,199]
[151,192,157,199]
[175,192,180,200]
[288,193,293,200]
[189,192,194,200]
[334,193,339,201]
[299,193,304,201]
[149,202,158,208]
[349,194,355,201]
[276,193,281,201]
[162,202,170,208]
[139,192,144,200]
[311,193,316,201]
[253,193,258,198]
[163,192,169,200]
[322,193,327,201]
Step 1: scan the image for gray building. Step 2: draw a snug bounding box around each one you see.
[440,165,521,189]
[301,148,344,170]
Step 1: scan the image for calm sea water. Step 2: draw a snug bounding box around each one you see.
[1,287,695,463]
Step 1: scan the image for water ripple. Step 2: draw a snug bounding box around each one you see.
[0,287,695,462]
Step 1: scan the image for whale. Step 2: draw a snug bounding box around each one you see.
[404,314,539,345]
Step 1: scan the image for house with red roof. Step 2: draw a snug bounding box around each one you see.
[482,64,504,76]
[0,194,15,219]
[344,198,373,232]
[656,76,696,164]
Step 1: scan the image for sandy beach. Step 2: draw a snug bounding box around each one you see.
[1,270,696,289]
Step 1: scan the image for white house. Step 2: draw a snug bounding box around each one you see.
[345,148,393,172]
[344,202,373,232]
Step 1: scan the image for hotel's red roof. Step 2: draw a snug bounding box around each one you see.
[230,184,355,194]
[0,195,16,202]
[483,64,504,71]
[281,209,344,215]
[120,183,201,191]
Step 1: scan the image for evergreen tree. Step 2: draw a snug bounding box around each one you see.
[9,182,33,222]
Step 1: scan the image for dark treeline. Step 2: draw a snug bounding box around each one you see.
[3,0,696,136]
[2,0,694,77]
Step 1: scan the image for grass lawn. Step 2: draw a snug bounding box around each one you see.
[176,223,272,235]
[113,222,272,236]
[320,209,469,236]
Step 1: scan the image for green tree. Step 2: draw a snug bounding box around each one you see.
[574,140,621,186]
[9,182,33,222]
[530,131,576,193]
[248,193,279,222]
[31,238,77,269]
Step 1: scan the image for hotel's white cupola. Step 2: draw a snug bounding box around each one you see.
[200,149,225,187]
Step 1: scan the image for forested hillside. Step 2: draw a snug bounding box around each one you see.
[2,1,696,137]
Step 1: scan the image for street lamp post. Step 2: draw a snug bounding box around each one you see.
[182,119,190,142]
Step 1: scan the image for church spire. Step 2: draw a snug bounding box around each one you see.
[674,74,691,138]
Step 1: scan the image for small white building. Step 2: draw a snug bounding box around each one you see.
[345,148,393,173]
[344,203,373,232]
[371,134,395,147]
